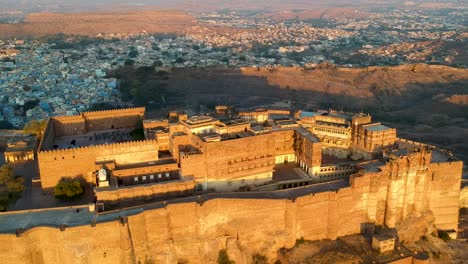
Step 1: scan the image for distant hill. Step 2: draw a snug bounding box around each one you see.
[255,8,371,21]
[112,63,468,162]
[0,11,196,38]
[2,0,463,14]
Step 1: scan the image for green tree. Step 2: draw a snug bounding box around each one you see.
[221,57,230,65]
[128,49,139,58]
[0,164,24,193]
[252,254,268,264]
[6,177,24,193]
[54,178,84,199]
[124,59,135,66]
[0,165,14,185]
[23,119,47,139]
[152,60,163,67]
[175,57,185,64]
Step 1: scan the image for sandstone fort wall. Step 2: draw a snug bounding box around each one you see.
[38,140,159,189]
[427,161,463,230]
[0,184,369,264]
[0,154,461,264]
[95,178,196,204]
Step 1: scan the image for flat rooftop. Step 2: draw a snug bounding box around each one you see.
[295,126,320,143]
[184,115,215,125]
[365,124,391,132]
[316,120,349,128]
[357,160,385,173]
[321,154,355,166]
[273,164,304,182]
[51,128,134,150]
[326,112,353,121]
[5,136,37,152]
[299,111,321,119]
[430,149,454,163]
[395,139,455,163]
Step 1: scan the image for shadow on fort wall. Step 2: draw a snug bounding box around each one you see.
[112,65,468,164]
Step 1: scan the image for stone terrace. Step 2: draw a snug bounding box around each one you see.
[52,128,134,150]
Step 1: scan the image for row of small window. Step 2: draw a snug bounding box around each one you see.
[134,173,170,182]
[320,173,349,179]
[320,166,353,172]
[227,162,274,173]
[228,155,272,165]
[314,128,349,135]
[227,179,248,186]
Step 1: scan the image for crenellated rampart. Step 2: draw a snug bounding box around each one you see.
[46,107,146,138]
[82,107,145,118]
[38,140,159,189]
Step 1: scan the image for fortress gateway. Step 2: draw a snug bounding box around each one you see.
[36,107,462,233]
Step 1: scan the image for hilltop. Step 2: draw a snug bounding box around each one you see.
[255,8,371,21]
[111,63,468,163]
[0,11,196,39]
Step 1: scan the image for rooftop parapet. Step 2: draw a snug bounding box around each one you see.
[38,139,158,155]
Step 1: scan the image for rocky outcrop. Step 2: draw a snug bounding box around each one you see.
[396,211,436,243]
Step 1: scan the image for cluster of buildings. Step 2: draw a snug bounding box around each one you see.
[331,8,465,65]
[0,7,464,129]
[33,106,462,235]
[0,130,37,164]
[0,40,119,128]
[188,23,355,49]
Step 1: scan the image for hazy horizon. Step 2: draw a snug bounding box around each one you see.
[2,0,466,14]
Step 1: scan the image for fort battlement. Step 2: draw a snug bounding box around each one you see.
[38,135,160,188]
[53,115,85,123]
[38,139,158,155]
[38,107,159,189]
[52,107,144,124]
[81,107,145,118]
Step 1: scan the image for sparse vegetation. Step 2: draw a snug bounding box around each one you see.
[437,230,451,242]
[23,119,47,139]
[252,254,268,264]
[54,178,84,200]
[296,237,306,245]
[217,249,234,264]
[0,164,25,211]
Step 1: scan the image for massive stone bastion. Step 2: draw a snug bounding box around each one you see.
[0,153,462,264]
